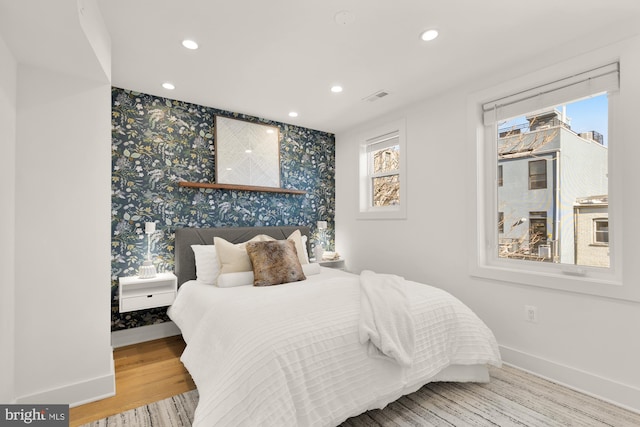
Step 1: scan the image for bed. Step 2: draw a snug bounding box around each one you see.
[168,226,501,426]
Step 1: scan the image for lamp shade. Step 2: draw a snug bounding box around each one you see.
[145,222,156,234]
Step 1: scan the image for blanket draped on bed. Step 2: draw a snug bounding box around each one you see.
[359,270,415,367]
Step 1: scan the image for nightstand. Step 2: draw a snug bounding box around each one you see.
[317,258,346,270]
[119,272,177,313]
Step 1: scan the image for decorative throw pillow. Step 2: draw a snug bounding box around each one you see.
[215,231,308,274]
[245,240,306,286]
[191,244,220,285]
[214,235,272,274]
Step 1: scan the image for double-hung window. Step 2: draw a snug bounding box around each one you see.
[594,219,609,245]
[471,60,624,297]
[358,119,406,219]
[528,160,547,190]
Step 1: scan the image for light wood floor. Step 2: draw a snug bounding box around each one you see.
[69,335,196,427]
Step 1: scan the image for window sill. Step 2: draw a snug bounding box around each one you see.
[469,259,636,301]
[357,206,406,220]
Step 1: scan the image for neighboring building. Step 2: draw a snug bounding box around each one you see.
[574,195,609,268]
[497,109,608,264]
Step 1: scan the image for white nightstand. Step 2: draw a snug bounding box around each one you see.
[119,272,177,313]
[317,258,346,270]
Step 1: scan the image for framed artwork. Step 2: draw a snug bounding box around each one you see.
[215,116,280,188]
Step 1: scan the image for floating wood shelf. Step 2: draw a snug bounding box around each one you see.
[179,181,306,195]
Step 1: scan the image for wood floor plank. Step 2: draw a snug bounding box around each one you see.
[69,336,196,427]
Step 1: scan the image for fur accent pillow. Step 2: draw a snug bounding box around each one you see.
[245,240,306,286]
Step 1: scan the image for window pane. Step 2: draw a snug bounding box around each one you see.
[372,175,399,206]
[497,94,609,267]
[372,145,400,174]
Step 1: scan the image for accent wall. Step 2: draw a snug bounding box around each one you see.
[111,87,335,331]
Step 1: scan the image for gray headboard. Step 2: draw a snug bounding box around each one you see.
[174,226,311,286]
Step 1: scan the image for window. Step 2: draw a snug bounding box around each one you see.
[496,94,608,266]
[369,139,400,206]
[358,119,406,219]
[489,64,614,269]
[470,60,625,298]
[528,160,547,190]
[594,219,609,244]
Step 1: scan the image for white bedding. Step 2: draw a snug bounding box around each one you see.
[168,267,501,427]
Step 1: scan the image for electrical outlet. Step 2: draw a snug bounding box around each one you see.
[524,305,538,323]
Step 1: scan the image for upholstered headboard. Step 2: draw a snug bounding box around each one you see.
[174,226,311,286]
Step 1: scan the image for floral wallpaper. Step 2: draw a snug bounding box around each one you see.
[111,87,335,331]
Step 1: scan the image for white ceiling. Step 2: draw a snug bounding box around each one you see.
[9,1,640,134]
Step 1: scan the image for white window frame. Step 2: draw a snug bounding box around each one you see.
[358,119,407,220]
[467,57,630,300]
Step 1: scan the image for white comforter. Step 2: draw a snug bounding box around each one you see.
[168,268,501,427]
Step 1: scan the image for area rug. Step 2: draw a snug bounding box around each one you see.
[82,365,640,426]
[81,391,197,427]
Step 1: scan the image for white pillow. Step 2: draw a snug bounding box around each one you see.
[191,244,220,285]
[217,271,254,288]
[302,262,320,276]
[216,262,321,288]
[300,235,310,263]
[287,230,309,265]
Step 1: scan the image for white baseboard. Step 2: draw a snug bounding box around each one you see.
[500,345,640,414]
[16,349,115,408]
[111,321,181,348]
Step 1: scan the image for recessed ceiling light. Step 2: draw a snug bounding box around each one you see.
[334,10,356,25]
[288,112,298,118]
[182,39,199,50]
[420,29,439,41]
[331,85,343,93]
[162,82,175,90]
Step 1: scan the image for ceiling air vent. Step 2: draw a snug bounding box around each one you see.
[363,90,389,102]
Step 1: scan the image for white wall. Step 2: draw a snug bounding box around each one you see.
[14,65,114,404]
[0,31,17,404]
[336,32,640,411]
[1,0,115,406]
